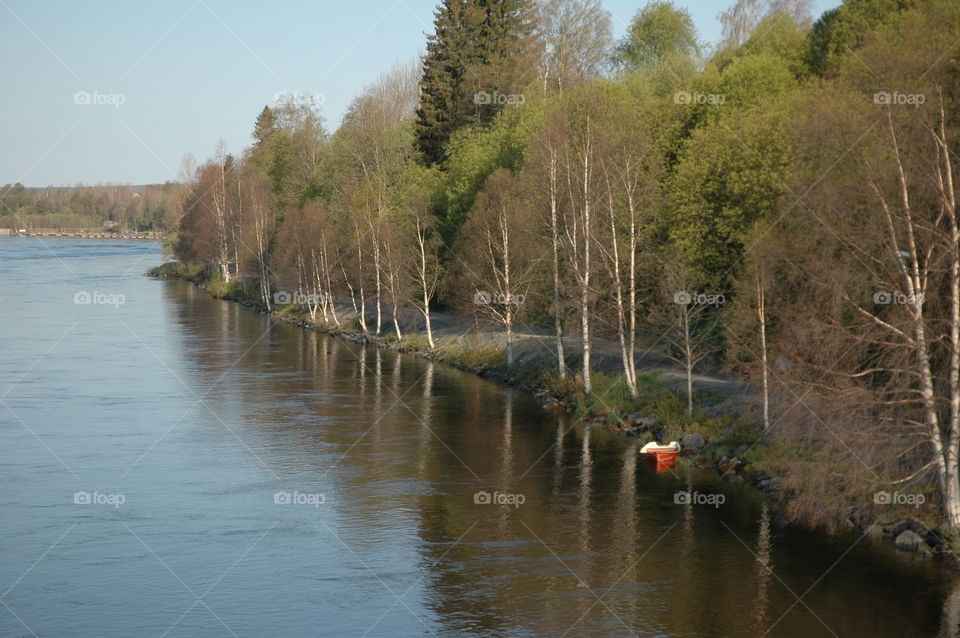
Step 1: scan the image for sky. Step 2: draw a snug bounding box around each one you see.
[0,0,840,187]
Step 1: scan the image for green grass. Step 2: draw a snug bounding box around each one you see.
[441,342,506,369]
[206,271,249,301]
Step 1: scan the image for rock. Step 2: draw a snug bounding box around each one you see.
[680,433,705,451]
[885,519,926,538]
[894,529,931,554]
[629,413,658,429]
[733,444,749,459]
[719,458,741,478]
[848,506,871,529]
[873,511,900,527]
[758,477,781,494]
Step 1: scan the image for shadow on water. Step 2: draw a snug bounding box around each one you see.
[161,278,959,638]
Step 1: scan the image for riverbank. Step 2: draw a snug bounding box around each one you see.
[147,261,957,566]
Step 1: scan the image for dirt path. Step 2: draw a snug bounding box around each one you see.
[327,297,755,418]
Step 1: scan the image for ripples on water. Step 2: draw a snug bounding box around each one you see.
[0,239,956,637]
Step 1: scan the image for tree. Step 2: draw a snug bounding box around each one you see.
[718,0,812,48]
[252,105,276,149]
[667,94,796,280]
[654,259,721,415]
[556,87,605,395]
[595,89,660,399]
[611,1,699,72]
[415,0,538,165]
[459,169,538,367]
[402,165,443,349]
[758,0,960,528]
[527,106,571,378]
[535,0,612,93]
[804,0,919,76]
[334,64,420,335]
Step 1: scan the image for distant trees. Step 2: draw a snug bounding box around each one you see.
[0,182,177,232]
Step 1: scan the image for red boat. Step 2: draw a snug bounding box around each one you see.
[640,441,681,472]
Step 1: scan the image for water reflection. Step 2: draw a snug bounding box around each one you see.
[754,503,773,630]
[942,577,960,637]
[416,361,435,477]
[154,278,956,638]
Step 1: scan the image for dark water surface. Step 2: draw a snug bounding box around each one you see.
[1,239,957,637]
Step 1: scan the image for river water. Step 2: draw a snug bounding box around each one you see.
[0,239,957,637]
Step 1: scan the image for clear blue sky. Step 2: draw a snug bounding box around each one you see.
[0,0,840,187]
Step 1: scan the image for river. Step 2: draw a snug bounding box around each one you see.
[0,239,956,637]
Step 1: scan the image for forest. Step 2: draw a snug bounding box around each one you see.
[0,182,177,231]
[163,0,960,531]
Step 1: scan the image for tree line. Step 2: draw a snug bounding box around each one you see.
[169,0,960,530]
[0,182,179,232]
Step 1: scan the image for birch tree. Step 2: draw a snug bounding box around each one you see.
[460,169,538,368]
[557,90,603,395]
[765,14,960,527]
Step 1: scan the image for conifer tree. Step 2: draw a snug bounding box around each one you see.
[415,0,538,166]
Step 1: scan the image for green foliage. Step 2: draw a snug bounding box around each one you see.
[415,0,538,166]
[666,92,796,279]
[441,342,507,369]
[804,0,920,75]
[611,0,699,71]
[160,232,180,260]
[440,96,548,237]
[205,271,248,300]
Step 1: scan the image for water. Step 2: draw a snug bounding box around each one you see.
[0,238,956,637]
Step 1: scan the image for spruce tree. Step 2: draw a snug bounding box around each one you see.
[415,0,538,166]
[252,105,276,149]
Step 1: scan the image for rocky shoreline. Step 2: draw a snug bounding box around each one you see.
[147,262,955,567]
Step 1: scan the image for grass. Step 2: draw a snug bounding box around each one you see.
[441,342,506,370]
[206,271,250,301]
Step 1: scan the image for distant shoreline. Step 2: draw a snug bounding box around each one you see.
[4,231,163,239]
